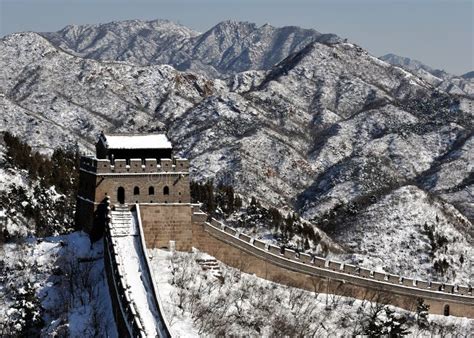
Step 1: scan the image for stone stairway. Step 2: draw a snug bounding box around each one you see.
[110,204,138,236]
[196,258,223,281]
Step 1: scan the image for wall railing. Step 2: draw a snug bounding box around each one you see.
[203,216,473,304]
[104,200,171,337]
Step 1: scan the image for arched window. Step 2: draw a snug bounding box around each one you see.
[117,187,125,204]
[444,304,450,316]
[163,186,169,195]
[149,186,155,195]
[134,186,140,195]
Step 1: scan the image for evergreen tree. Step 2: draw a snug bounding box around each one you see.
[415,298,430,330]
[382,307,410,336]
[6,281,43,336]
[268,207,282,230]
[363,306,410,337]
[233,195,243,210]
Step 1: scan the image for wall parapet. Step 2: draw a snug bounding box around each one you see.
[103,200,171,337]
[104,222,146,336]
[80,155,189,174]
[201,216,473,315]
[135,204,172,338]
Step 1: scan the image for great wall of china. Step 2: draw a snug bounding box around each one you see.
[103,201,473,337]
[76,133,474,337]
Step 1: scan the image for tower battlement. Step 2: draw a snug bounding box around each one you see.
[80,156,189,174]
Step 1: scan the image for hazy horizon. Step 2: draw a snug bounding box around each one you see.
[0,0,472,75]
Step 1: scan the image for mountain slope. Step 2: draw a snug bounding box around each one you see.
[1,20,473,284]
[380,53,474,97]
[462,71,474,79]
[40,20,340,77]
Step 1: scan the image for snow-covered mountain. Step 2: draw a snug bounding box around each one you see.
[0,20,473,284]
[380,53,474,97]
[461,71,474,79]
[41,19,340,77]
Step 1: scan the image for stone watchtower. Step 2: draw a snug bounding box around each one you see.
[76,132,193,250]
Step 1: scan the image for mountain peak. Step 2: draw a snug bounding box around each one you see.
[461,70,474,79]
[379,53,473,96]
[36,18,341,76]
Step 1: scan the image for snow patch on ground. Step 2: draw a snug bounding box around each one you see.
[0,232,117,337]
[333,185,473,284]
[148,248,473,336]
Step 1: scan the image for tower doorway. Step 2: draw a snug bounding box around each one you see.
[117,187,125,204]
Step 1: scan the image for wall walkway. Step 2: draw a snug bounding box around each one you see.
[104,202,171,337]
[192,211,474,318]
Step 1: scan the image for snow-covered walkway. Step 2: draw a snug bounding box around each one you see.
[110,206,164,337]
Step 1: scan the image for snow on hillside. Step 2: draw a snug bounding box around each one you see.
[0,232,116,336]
[331,185,473,285]
[41,19,340,77]
[0,18,472,312]
[380,53,474,97]
[148,248,473,336]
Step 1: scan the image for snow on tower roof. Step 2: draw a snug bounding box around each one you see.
[102,133,172,149]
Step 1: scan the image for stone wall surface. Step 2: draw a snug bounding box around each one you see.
[140,204,193,251]
[190,218,474,318]
[76,155,191,233]
[92,173,190,205]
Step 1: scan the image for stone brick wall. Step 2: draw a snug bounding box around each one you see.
[93,173,190,205]
[140,204,193,251]
[191,218,474,318]
[76,155,190,233]
[103,235,133,337]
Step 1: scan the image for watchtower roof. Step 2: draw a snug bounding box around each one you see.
[99,133,172,150]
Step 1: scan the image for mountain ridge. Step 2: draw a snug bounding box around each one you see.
[0,19,472,284]
[380,53,474,97]
[40,19,341,77]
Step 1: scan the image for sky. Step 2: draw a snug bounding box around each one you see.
[0,0,472,75]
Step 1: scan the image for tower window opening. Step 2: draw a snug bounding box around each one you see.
[134,186,140,195]
[163,186,170,195]
[149,186,155,195]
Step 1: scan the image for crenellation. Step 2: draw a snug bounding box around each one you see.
[80,156,190,174]
[145,158,158,172]
[253,239,266,250]
[129,158,143,170]
[114,159,127,173]
[373,272,385,282]
[344,264,357,274]
[96,159,112,173]
[313,257,325,268]
[175,158,189,170]
[299,254,311,264]
[191,218,474,317]
[239,233,251,243]
[160,159,172,171]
